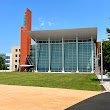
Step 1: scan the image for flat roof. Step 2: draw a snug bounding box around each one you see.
[28,27,97,41]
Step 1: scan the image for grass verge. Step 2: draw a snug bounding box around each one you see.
[0,72,101,91]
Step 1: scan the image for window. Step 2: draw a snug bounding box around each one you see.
[15,65,17,68]
[15,49,17,52]
[15,54,17,57]
[6,56,10,59]
[19,49,20,52]
[19,54,20,57]
[5,60,10,63]
[7,64,10,67]
[15,60,17,62]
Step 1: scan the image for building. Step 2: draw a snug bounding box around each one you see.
[11,46,20,71]
[20,8,97,72]
[29,28,97,72]
[0,53,12,71]
[5,53,12,70]
[0,47,20,72]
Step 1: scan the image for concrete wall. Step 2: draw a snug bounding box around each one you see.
[11,46,20,71]
[0,70,12,72]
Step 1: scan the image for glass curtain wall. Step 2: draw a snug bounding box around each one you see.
[37,43,49,72]
[30,39,95,72]
[64,41,77,72]
[30,43,49,72]
[50,42,62,72]
[78,41,92,72]
[30,45,35,66]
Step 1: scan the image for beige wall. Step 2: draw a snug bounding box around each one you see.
[11,46,20,71]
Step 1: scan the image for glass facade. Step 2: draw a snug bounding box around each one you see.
[37,44,49,72]
[30,38,95,72]
[51,43,62,72]
[78,42,92,72]
[64,42,77,72]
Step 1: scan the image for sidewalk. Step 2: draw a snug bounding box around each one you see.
[96,73,110,91]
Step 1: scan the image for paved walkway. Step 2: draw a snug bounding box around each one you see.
[96,74,110,91]
[0,85,101,110]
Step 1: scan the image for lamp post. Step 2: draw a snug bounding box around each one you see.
[100,40,103,82]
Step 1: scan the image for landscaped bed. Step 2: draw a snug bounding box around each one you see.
[0,72,102,91]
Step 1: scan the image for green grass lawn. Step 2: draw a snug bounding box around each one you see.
[0,72,101,91]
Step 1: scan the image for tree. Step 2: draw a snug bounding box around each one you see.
[0,56,7,70]
[102,40,110,71]
[102,27,110,71]
[106,28,110,35]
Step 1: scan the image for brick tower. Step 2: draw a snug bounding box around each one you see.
[20,8,32,71]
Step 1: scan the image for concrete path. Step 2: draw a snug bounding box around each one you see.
[0,85,101,110]
[96,74,110,91]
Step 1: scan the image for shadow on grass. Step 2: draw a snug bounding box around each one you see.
[90,78,99,81]
[91,78,110,82]
[65,92,110,110]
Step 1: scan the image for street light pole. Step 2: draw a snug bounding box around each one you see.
[101,40,103,82]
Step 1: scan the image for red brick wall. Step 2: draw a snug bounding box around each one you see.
[20,8,32,71]
[96,42,101,57]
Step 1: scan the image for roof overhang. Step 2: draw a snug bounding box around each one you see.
[28,27,97,41]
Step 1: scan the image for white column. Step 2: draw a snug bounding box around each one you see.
[62,37,64,72]
[97,47,99,73]
[76,37,79,72]
[48,38,51,72]
[95,44,96,73]
[91,36,94,73]
[35,38,38,72]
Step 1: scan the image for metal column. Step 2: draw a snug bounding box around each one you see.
[76,37,79,72]
[35,38,38,72]
[48,38,51,72]
[62,37,64,72]
[91,36,94,73]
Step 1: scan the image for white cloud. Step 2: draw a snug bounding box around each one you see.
[48,22,54,26]
[38,17,54,26]
[40,22,45,26]
[33,17,55,29]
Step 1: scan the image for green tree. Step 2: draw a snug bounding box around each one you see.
[102,39,110,71]
[97,26,110,72]
[0,56,7,70]
[106,28,110,36]
[102,27,110,71]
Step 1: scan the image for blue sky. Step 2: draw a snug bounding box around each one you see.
[0,0,110,53]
